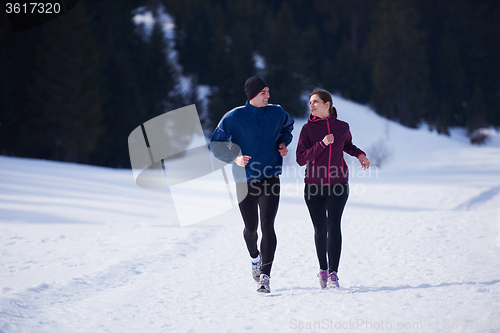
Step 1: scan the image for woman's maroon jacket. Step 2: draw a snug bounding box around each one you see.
[296,113,365,186]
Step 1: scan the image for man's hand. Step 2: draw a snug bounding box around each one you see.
[278,143,288,157]
[234,155,251,167]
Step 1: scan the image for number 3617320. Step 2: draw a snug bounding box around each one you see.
[6,3,62,14]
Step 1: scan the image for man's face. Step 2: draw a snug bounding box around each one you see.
[250,87,270,108]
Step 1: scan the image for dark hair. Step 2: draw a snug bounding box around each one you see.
[309,89,337,117]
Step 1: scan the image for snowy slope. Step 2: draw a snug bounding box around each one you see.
[1,96,500,333]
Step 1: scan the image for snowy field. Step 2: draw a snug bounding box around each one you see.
[1,97,500,332]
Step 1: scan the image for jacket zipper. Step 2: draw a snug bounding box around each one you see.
[326,119,332,185]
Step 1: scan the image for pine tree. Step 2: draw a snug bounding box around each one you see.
[0,11,42,157]
[334,37,371,104]
[26,2,102,163]
[140,16,179,116]
[436,26,465,133]
[86,0,150,167]
[0,17,16,154]
[166,0,216,84]
[260,2,309,118]
[492,0,500,127]
[366,0,431,127]
[205,1,257,129]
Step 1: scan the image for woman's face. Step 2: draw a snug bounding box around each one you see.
[309,94,330,118]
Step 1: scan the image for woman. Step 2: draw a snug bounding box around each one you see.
[296,89,369,289]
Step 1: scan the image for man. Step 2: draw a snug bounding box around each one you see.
[210,76,294,293]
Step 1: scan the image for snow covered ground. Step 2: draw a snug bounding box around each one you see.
[1,97,500,332]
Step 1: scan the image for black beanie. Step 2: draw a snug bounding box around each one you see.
[244,76,268,100]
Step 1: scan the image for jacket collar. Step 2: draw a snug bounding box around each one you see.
[308,113,334,123]
[245,100,265,111]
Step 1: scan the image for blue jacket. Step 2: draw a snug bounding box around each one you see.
[210,101,294,183]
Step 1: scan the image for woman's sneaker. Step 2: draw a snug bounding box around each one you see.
[318,269,328,289]
[251,254,262,283]
[257,274,271,293]
[327,272,340,288]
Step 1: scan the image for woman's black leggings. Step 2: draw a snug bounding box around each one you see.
[236,176,280,277]
[304,183,349,273]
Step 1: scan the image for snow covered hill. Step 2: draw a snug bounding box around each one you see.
[1,97,500,332]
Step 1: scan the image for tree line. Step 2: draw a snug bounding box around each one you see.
[1,0,499,167]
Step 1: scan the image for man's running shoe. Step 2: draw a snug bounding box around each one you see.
[257,274,270,293]
[251,254,262,283]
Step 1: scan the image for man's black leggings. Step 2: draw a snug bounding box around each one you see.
[236,176,280,277]
[304,183,349,273]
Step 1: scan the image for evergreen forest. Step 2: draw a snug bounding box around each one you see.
[1,0,499,167]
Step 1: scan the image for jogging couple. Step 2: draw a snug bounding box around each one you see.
[210,76,370,293]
